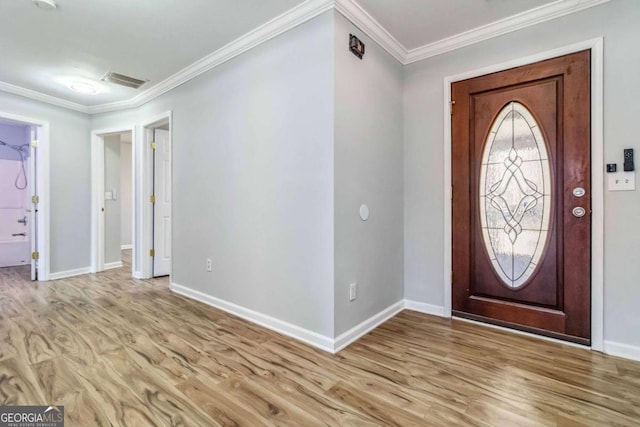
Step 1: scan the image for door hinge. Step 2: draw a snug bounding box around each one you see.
[451,271,453,284]
[449,100,456,115]
[151,141,157,150]
[150,195,156,204]
[150,249,155,257]
[31,140,39,148]
[450,186,453,200]
[32,195,39,204]
[32,251,39,260]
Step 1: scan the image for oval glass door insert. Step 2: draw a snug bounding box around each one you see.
[479,102,552,289]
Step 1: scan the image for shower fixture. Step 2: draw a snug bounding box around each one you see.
[0,139,29,190]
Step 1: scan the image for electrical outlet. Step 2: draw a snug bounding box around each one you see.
[349,283,357,302]
[206,258,213,272]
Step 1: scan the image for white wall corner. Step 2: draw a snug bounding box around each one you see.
[48,267,92,281]
[604,341,640,363]
[169,282,335,353]
[333,300,405,353]
[334,0,407,63]
[404,300,446,317]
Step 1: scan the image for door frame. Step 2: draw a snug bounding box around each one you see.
[140,111,172,279]
[90,125,136,275]
[443,38,604,351]
[0,111,50,281]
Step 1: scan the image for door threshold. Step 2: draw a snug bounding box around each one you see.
[453,315,592,351]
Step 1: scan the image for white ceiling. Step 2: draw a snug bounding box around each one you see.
[0,0,303,106]
[358,0,558,50]
[0,0,572,109]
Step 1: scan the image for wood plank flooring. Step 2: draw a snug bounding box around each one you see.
[1,252,639,426]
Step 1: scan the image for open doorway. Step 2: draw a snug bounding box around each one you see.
[102,131,134,271]
[0,112,49,281]
[91,125,135,275]
[0,121,32,278]
[91,113,171,280]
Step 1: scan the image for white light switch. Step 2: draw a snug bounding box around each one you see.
[608,171,635,191]
[104,191,114,200]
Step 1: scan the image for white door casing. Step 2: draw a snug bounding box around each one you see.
[153,129,171,277]
[29,127,37,280]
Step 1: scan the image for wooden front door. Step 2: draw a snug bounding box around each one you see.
[451,50,591,345]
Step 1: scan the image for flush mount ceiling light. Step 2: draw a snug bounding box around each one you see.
[54,76,104,95]
[32,0,57,10]
[67,81,98,94]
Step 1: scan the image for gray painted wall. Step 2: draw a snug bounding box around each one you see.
[92,12,336,337]
[120,141,133,247]
[0,91,91,274]
[104,134,122,264]
[333,12,404,336]
[403,0,640,347]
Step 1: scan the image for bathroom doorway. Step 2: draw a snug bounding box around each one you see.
[0,114,49,281]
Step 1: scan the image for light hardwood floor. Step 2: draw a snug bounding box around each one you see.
[1,252,639,426]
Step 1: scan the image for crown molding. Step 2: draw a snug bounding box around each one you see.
[0,81,90,114]
[334,0,406,63]
[405,0,611,65]
[0,0,611,114]
[87,0,334,114]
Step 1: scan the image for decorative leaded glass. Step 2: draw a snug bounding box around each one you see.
[479,102,551,289]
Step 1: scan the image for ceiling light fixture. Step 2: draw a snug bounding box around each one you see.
[67,81,98,95]
[54,76,104,95]
[32,0,57,10]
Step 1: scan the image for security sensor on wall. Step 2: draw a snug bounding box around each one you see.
[33,0,57,10]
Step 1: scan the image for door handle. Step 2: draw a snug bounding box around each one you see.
[572,207,586,218]
[12,233,26,237]
[572,187,586,198]
[17,216,27,225]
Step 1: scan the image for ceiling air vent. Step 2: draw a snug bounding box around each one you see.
[101,72,148,89]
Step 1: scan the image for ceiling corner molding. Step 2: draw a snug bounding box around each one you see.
[334,0,407,63]
[0,0,612,114]
[0,81,89,114]
[405,0,611,65]
[88,0,334,115]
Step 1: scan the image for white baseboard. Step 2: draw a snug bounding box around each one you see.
[404,299,446,317]
[121,244,133,250]
[160,287,640,363]
[604,340,640,362]
[334,300,405,352]
[104,261,123,271]
[49,267,91,280]
[170,282,335,353]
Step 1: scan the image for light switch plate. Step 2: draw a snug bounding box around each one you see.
[608,171,635,191]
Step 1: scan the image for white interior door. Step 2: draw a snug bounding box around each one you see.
[29,127,37,280]
[153,129,171,276]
